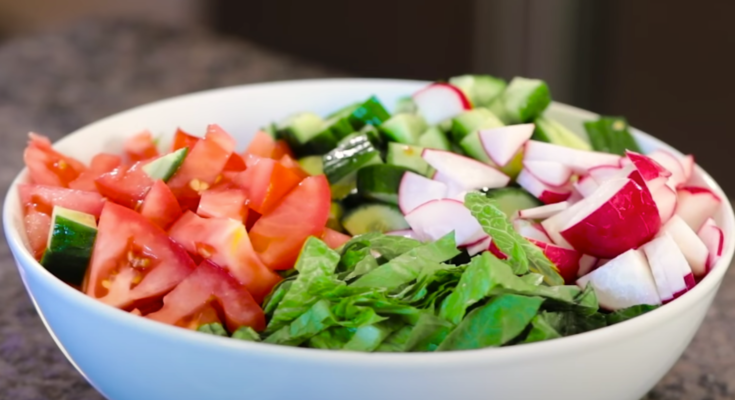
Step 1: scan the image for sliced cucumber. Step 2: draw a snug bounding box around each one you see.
[349,96,391,129]
[459,131,491,163]
[323,133,383,200]
[356,164,409,205]
[40,206,98,284]
[323,115,355,142]
[449,74,507,107]
[142,147,188,182]
[417,127,451,151]
[261,122,279,139]
[386,142,430,176]
[341,203,409,236]
[485,187,542,218]
[450,108,504,143]
[499,77,551,123]
[278,112,337,156]
[297,155,324,176]
[583,116,641,155]
[394,96,417,114]
[534,116,592,151]
[328,202,345,232]
[379,113,427,144]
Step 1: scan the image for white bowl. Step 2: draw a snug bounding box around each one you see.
[3,79,733,400]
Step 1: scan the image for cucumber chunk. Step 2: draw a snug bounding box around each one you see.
[386,142,430,176]
[278,112,338,156]
[450,108,504,143]
[40,206,98,284]
[459,131,491,163]
[498,77,552,123]
[449,74,507,107]
[418,127,451,151]
[356,164,410,205]
[583,116,641,155]
[349,96,391,129]
[143,147,188,182]
[533,116,592,151]
[379,113,427,144]
[297,156,324,176]
[484,187,542,218]
[341,203,409,236]
[394,96,417,114]
[328,202,345,232]
[323,132,383,199]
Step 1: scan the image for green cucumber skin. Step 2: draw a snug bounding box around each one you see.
[386,142,430,176]
[349,96,391,129]
[323,132,383,199]
[583,116,641,155]
[485,187,542,218]
[41,214,97,285]
[326,117,356,142]
[379,114,428,145]
[297,156,324,176]
[459,131,492,163]
[500,77,552,123]
[450,108,504,143]
[418,127,451,151]
[356,165,410,205]
[143,147,188,182]
[341,203,409,236]
[533,117,592,151]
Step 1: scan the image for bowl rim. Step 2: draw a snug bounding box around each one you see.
[4,77,734,366]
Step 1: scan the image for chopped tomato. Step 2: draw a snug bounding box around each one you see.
[223,153,247,172]
[85,202,196,309]
[171,128,200,151]
[69,153,122,192]
[19,184,106,217]
[279,154,309,179]
[168,211,282,302]
[124,130,159,163]
[166,125,235,211]
[245,209,262,231]
[140,180,182,230]
[24,210,51,259]
[245,131,277,158]
[147,261,265,332]
[250,175,331,270]
[95,162,154,209]
[272,140,294,159]
[23,133,86,187]
[321,228,351,250]
[229,157,302,215]
[197,188,248,221]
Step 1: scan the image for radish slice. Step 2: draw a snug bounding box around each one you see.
[523,160,573,187]
[651,184,677,224]
[625,150,672,181]
[524,140,622,174]
[386,229,420,240]
[478,124,535,167]
[516,169,572,204]
[675,186,721,231]
[404,199,485,246]
[512,219,552,242]
[413,83,471,125]
[573,175,599,197]
[518,202,570,220]
[576,249,661,310]
[487,240,507,260]
[659,215,708,278]
[577,254,598,277]
[680,154,694,182]
[560,177,661,258]
[698,218,724,271]
[528,239,581,284]
[398,172,448,214]
[641,233,694,303]
[467,236,491,256]
[567,189,583,204]
[588,165,625,184]
[423,149,510,192]
[648,150,686,188]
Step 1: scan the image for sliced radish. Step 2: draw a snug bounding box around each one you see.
[651,184,677,224]
[577,254,598,277]
[588,165,624,184]
[523,160,573,187]
[404,199,485,246]
[524,140,622,174]
[648,150,686,188]
[528,239,581,284]
[641,233,694,303]
[423,149,510,192]
[675,186,721,231]
[659,215,708,278]
[625,150,672,181]
[467,236,491,256]
[478,124,535,167]
[413,83,471,125]
[577,249,661,310]
[398,172,448,214]
[541,200,588,249]
[512,219,552,242]
[619,157,633,167]
[386,229,420,240]
[518,202,570,220]
[680,154,694,182]
[516,169,572,204]
[487,239,507,260]
[567,188,583,204]
[698,218,724,271]
[573,175,599,197]
[560,177,661,258]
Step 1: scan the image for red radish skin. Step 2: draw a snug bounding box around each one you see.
[576,249,661,310]
[659,215,708,278]
[675,186,721,231]
[651,184,677,224]
[577,254,598,277]
[523,160,573,187]
[404,199,486,246]
[518,202,570,220]
[523,140,621,174]
[413,83,471,125]
[698,218,724,271]
[642,234,693,303]
[573,175,599,198]
[560,177,661,259]
[423,149,509,191]
[625,150,672,181]
[478,124,535,167]
[516,169,572,205]
[528,239,581,284]
[398,172,448,214]
[647,150,686,188]
[487,240,507,260]
[467,236,492,257]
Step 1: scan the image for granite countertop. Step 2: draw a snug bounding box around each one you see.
[0,19,733,400]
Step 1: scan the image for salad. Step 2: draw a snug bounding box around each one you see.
[18,74,725,352]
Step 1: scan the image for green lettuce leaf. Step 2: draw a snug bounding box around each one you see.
[197,323,228,337]
[375,325,414,352]
[265,299,337,346]
[541,310,607,336]
[606,304,659,325]
[307,327,355,350]
[232,326,261,342]
[342,321,402,352]
[404,313,454,352]
[522,313,562,343]
[262,278,295,317]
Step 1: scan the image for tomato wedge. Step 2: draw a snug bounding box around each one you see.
[197,188,248,221]
[24,210,51,259]
[321,228,351,250]
[244,131,278,158]
[140,180,182,230]
[223,153,247,172]
[85,202,196,309]
[168,211,281,302]
[171,128,200,152]
[69,153,122,192]
[250,175,331,270]
[124,130,159,163]
[147,260,266,332]
[230,157,302,215]
[166,124,235,211]
[95,162,154,209]
[23,133,86,187]
[279,154,310,179]
[271,140,294,159]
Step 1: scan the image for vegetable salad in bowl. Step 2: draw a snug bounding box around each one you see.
[17,74,725,352]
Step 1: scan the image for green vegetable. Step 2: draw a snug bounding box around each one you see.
[355,164,409,204]
[262,278,295,316]
[583,116,642,155]
[376,325,414,352]
[417,127,451,151]
[498,77,552,123]
[379,113,428,144]
[449,74,507,107]
[265,299,337,346]
[297,155,324,176]
[394,96,417,114]
[522,313,562,343]
[484,187,542,218]
[40,206,98,285]
[533,116,592,151]
[540,310,607,336]
[343,321,399,352]
[232,327,262,342]
[198,323,228,337]
[606,304,659,325]
[404,313,454,352]
[386,142,431,176]
[142,147,188,182]
[341,203,409,236]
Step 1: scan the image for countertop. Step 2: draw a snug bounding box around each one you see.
[0,19,733,400]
